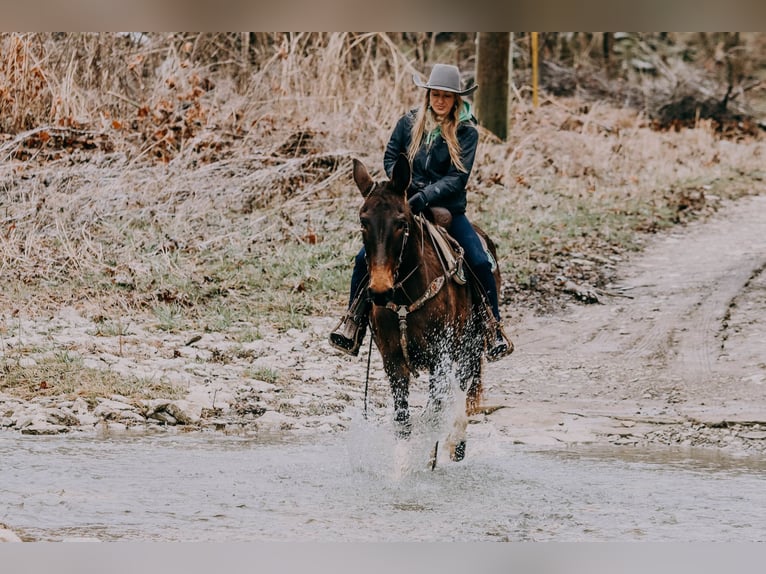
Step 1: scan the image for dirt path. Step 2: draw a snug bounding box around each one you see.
[482,193,766,452]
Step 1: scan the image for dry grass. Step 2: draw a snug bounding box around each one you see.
[0,353,184,402]
[1,32,765,331]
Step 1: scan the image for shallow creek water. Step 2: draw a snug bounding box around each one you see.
[2,420,765,542]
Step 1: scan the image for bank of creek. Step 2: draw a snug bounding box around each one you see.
[2,193,766,542]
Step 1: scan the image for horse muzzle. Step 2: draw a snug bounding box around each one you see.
[368,287,394,307]
[368,265,396,306]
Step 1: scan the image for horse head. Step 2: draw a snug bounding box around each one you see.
[353,154,412,306]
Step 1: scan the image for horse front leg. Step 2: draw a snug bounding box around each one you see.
[450,345,483,462]
[385,364,411,438]
[464,371,483,417]
[425,366,450,426]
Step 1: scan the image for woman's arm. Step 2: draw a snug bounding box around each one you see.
[420,123,478,205]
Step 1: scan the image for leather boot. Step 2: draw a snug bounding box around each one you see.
[486,322,513,362]
[329,295,369,356]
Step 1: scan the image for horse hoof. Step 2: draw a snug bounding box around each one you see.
[395,421,412,439]
[452,440,466,462]
[394,410,411,438]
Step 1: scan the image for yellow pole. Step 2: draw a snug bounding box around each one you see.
[531,32,539,107]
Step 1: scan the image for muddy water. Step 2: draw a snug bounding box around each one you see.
[2,423,765,542]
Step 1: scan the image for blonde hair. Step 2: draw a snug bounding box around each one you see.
[407,89,468,173]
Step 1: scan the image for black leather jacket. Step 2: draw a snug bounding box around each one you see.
[383,108,479,215]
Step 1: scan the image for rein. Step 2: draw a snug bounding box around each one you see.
[363,328,373,420]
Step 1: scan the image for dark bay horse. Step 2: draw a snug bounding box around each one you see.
[353,154,501,462]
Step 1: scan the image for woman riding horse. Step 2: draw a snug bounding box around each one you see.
[330,63,513,360]
[346,154,498,456]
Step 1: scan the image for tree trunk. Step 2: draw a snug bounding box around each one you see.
[603,32,613,78]
[475,32,510,140]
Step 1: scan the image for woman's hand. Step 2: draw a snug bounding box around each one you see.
[408,192,427,214]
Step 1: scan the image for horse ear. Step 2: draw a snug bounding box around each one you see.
[352,158,374,197]
[391,153,411,196]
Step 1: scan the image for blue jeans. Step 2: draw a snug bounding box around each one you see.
[348,213,501,321]
[448,213,501,321]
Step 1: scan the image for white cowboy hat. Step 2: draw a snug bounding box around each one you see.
[412,63,478,96]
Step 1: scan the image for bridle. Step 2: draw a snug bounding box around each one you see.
[362,188,461,372]
[391,222,415,287]
[362,185,414,299]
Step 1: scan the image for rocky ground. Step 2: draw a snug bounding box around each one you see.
[1,193,765,457]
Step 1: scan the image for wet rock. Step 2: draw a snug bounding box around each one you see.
[117,410,148,423]
[75,413,99,426]
[148,410,177,425]
[613,436,639,445]
[70,397,90,414]
[142,399,198,425]
[12,406,47,430]
[168,400,201,424]
[45,408,81,426]
[93,398,140,420]
[608,433,636,444]
[21,423,68,435]
[738,431,766,440]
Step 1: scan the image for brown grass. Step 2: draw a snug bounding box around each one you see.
[1,32,765,329]
[0,354,184,402]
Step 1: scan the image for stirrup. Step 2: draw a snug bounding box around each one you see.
[486,323,513,362]
[330,312,367,357]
